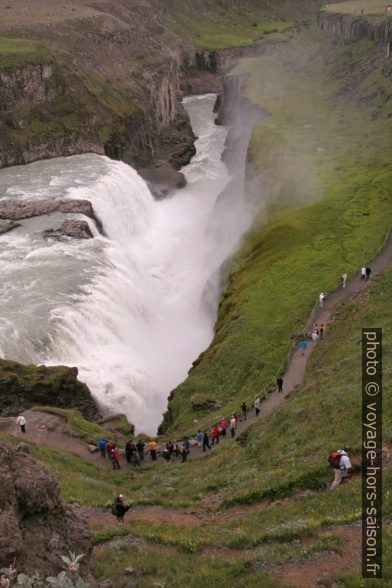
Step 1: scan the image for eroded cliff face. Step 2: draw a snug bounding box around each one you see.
[0,0,300,191]
[316,10,392,44]
[0,59,141,170]
[0,441,94,578]
[0,358,100,420]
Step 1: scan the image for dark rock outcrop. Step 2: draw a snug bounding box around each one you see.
[0,358,100,420]
[0,218,20,235]
[0,441,94,577]
[0,198,103,234]
[139,160,187,198]
[43,219,94,241]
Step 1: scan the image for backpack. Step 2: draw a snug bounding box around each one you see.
[111,502,118,516]
[328,451,342,469]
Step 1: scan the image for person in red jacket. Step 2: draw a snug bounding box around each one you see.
[106,441,115,459]
[211,425,220,445]
[112,448,121,470]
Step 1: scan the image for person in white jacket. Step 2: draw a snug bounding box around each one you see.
[330,447,352,491]
[16,414,26,433]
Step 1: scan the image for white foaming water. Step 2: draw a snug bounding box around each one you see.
[0,95,254,433]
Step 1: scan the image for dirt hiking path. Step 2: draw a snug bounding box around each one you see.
[0,236,390,469]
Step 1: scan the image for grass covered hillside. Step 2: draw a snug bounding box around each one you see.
[161,27,392,435]
[1,263,391,586]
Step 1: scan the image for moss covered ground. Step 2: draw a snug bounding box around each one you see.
[0,36,53,68]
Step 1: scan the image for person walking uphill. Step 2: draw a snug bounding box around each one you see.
[16,414,26,434]
[319,292,325,308]
[111,494,130,524]
[203,431,211,452]
[254,396,261,417]
[220,417,228,437]
[230,415,237,438]
[300,338,308,356]
[329,447,352,491]
[277,377,283,393]
[241,401,247,421]
[211,425,220,445]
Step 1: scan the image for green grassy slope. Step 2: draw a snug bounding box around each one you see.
[0,36,53,68]
[2,265,390,585]
[161,29,392,435]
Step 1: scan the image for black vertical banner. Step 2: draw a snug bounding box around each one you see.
[362,328,382,578]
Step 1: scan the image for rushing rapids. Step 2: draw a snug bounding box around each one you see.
[0,94,254,433]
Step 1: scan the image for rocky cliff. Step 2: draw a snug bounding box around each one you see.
[0,441,94,578]
[316,10,392,45]
[0,359,100,420]
[0,0,321,192]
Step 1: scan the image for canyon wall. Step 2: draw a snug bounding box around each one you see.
[316,10,392,44]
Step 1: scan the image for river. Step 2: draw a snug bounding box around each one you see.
[0,94,254,434]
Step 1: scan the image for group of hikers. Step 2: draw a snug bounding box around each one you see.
[97,378,287,470]
[110,445,354,522]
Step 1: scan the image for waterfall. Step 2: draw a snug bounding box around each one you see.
[0,94,254,434]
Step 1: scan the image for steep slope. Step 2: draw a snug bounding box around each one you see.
[160,25,392,434]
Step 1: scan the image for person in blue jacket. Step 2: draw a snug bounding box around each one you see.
[98,437,108,458]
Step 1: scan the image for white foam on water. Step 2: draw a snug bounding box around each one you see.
[0,95,254,433]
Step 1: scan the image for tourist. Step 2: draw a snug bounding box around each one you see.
[179,444,187,462]
[162,447,171,462]
[342,272,347,288]
[329,446,352,491]
[211,425,220,445]
[98,437,107,458]
[319,292,325,308]
[254,396,261,416]
[183,437,190,455]
[230,415,237,438]
[106,440,115,459]
[166,441,174,456]
[148,439,158,461]
[220,417,228,437]
[366,266,372,280]
[195,430,204,447]
[241,401,247,421]
[300,338,308,355]
[311,331,319,347]
[361,266,366,280]
[112,448,121,470]
[125,440,134,464]
[276,377,283,393]
[319,323,325,340]
[203,431,211,452]
[16,413,26,434]
[314,323,319,335]
[136,439,145,462]
[111,494,129,524]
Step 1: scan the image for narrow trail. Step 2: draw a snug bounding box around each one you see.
[1,235,391,472]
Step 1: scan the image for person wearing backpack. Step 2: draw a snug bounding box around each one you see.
[329,446,352,490]
[111,494,130,524]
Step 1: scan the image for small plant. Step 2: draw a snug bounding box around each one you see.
[0,552,89,588]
